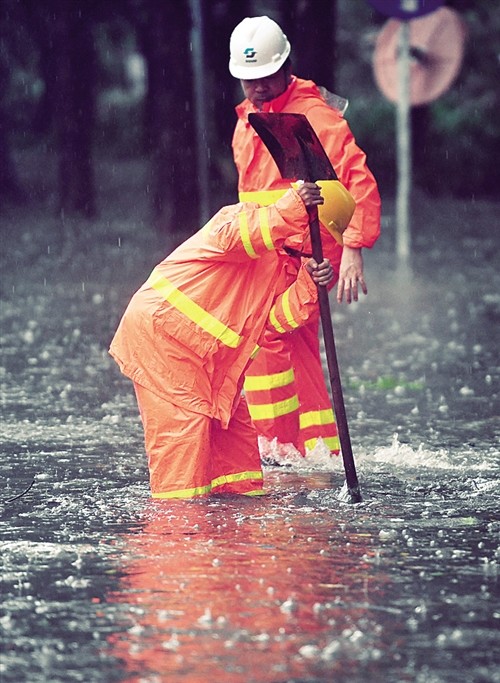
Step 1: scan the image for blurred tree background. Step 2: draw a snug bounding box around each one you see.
[0,0,498,239]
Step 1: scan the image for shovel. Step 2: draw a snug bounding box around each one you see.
[248,112,362,503]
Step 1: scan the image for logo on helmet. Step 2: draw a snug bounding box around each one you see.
[243,47,257,62]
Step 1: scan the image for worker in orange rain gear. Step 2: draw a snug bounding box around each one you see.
[109,181,354,499]
[229,16,381,458]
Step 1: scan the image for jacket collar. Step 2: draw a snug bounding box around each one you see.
[235,76,298,119]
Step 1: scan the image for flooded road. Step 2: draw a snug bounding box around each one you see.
[1,197,499,682]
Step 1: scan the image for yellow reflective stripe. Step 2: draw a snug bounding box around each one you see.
[248,394,299,420]
[300,408,336,429]
[258,207,274,251]
[244,368,295,392]
[324,436,340,450]
[281,289,299,329]
[211,470,263,489]
[268,290,299,333]
[239,208,274,257]
[148,271,242,349]
[239,189,287,206]
[243,489,267,496]
[151,470,263,499]
[304,435,340,452]
[268,305,286,333]
[239,212,258,259]
[152,483,212,499]
[250,344,260,360]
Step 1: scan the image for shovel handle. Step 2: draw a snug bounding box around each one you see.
[307,207,362,502]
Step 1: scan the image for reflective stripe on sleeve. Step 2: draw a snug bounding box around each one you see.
[239,212,257,258]
[239,207,276,258]
[258,207,274,251]
[268,305,286,333]
[268,289,300,333]
[148,270,243,349]
[281,289,299,329]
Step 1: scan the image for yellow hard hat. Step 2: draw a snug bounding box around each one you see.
[316,180,355,245]
[292,180,356,245]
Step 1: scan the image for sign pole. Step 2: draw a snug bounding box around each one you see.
[369,1,464,263]
[396,19,411,262]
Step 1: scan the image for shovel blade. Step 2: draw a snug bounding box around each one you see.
[248,112,338,182]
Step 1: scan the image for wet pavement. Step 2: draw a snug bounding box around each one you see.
[1,195,499,682]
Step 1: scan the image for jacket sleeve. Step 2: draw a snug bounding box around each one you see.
[264,264,319,335]
[202,189,310,259]
[307,104,381,249]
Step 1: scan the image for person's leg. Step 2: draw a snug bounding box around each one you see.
[244,323,338,456]
[134,383,213,499]
[211,395,265,496]
[290,322,339,455]
[243,334,301,449]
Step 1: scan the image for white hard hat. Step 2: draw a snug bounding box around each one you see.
[229,16,291,80]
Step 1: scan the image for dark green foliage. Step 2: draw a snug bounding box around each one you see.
[0,0,498,228]
[335,0,500,199]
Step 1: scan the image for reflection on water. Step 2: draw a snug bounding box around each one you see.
[106,485,394,683]
[2,450,498,682]
[1,215,499,681]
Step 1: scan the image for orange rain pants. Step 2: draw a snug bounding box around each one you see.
[134,383,264,499]
[244,322,339,456]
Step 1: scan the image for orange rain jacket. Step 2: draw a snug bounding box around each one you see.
[110,189,324,497]
[232,76,381,455]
